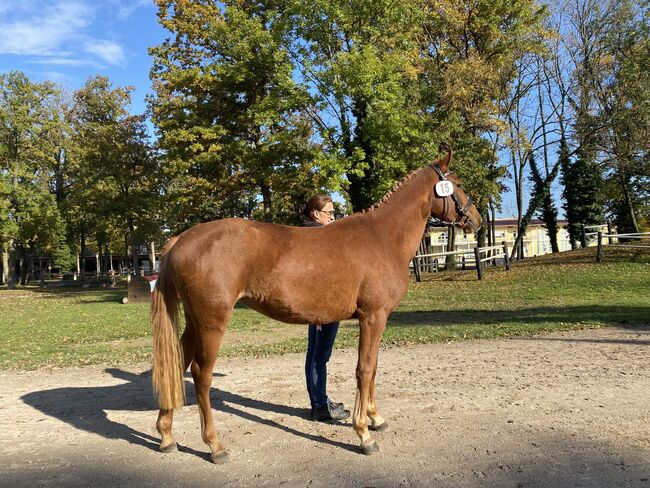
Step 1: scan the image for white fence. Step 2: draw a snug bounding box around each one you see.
[411,242,511,281]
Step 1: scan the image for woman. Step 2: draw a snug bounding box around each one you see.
[303,194,350,422]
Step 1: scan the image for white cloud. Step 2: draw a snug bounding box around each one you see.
[28,56,100,68]
[0,0,127,69]
[0,1,92,56]
[84,39,125,67]
[111,0,152,20]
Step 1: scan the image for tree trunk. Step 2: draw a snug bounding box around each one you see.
[1,247,7,285]
[21,249,33,285]
[510,161,561,261]
[128,219,138,274]
[490,202,497,252]
[7,240,17,289]
[79,231,86,283]
[445,225,457,270]
[617,170,640,234]
[149,242,157,271]
[260,180,273,223]
[40,255,45,287]
[536,72,560,254]
[475,204,488,248]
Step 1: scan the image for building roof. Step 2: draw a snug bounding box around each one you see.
[494,218,568,227]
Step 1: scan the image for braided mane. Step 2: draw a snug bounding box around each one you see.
[361,167,423,213]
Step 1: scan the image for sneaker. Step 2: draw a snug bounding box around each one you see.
[328,400,345,412]
[311,400,351,421]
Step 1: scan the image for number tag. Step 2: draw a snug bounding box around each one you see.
[435,180,454,197]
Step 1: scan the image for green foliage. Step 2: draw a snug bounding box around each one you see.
[150,0,328,227]
[51,241,75,273]
[562,147,604,246]
[68,76,160,251]
[595,0,650,232]
[148,0,546,219]
[0,72,68,285]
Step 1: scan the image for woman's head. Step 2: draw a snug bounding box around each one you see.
[304,194,335,225]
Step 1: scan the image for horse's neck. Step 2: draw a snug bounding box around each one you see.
[371,168,435,263]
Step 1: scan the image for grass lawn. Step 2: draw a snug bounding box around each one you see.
[0,246,648,370]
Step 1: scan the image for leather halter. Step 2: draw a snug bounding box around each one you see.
[431,165,478,232]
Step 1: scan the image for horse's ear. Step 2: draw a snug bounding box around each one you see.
[433,145,453,173]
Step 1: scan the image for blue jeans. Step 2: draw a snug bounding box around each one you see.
[305,322,340,408]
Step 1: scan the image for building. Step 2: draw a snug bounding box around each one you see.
[425,218,574,257]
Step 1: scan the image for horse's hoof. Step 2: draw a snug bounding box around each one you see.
[211,450,229,464]
[160,442,177,453]
[369,421,389,432]
[361,441,380,455]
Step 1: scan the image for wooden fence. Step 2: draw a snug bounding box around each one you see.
[596,232,650,262]
[412,241,510,281]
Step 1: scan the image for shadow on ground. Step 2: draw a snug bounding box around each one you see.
[20,367,356,464]
[388,305,650,332]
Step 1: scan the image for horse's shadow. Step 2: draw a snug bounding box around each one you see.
[21,368,356,462]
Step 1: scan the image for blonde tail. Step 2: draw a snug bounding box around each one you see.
[151,253,185,409]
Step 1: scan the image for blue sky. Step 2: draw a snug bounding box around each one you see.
[0,0,165,115]
[0,0,531,218]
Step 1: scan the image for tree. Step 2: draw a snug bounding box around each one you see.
[288,0,435,211]
[68,76,160,274]
[593,0,649,233]
[150,0,327,228]
[425,0,549,247]
[0,71,66,287]
[559,0,611,241]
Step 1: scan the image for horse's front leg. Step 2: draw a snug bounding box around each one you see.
[367,371,388,432]
[354,310,387,455]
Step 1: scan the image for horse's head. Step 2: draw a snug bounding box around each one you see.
[429,148,482,233]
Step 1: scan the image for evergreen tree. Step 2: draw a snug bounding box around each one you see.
[562,145,604,246]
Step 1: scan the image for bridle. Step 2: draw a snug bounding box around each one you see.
[431,165,478,232]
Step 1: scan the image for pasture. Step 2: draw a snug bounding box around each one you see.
[1,247,648,371]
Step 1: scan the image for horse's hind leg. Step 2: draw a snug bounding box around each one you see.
[191,311,230,464]
[353,311,387,455]
[156,314,198,452]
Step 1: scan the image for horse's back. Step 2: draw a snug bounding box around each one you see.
[163,217,371,323]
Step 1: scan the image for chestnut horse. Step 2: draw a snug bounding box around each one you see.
[151,148,481,462]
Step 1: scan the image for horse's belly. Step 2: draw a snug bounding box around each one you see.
[239,295,355,325]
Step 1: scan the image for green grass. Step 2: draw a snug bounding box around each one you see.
[0,246,648,370]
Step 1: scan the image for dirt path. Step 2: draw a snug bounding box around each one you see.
[1,326,648,488]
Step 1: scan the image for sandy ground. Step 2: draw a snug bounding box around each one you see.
[0,326,648,488]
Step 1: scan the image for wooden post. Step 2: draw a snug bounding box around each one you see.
[412,257,421,282]
[502,241,510,271]
[597,231,603,263]
[474,246,483,280]
[580,224,587,248]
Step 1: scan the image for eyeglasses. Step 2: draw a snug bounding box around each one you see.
[319,209,335,216]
